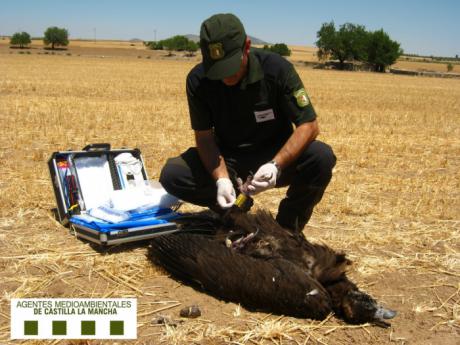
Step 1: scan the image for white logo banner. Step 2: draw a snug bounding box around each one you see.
[11,298,137,339]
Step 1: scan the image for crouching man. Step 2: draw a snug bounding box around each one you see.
[160,13,336,232]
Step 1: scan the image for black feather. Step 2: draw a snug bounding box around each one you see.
[148,210,396,325]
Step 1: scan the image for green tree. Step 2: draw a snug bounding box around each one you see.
[160,38,175,55]
[173,35,190,51]
[43,27,69,49]
[316,22,368,66]
[316,22,337,61]
[10,31,31,48]
[366,29,402,72]
[316,22,402,72]
[447,63,453,72]
[145,35,197,53]
[144,41,162,50]
[185,40,198,56]
[263,43,291,56]
[337,23,368,62]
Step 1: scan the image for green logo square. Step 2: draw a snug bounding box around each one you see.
[110,320,124,335]
[81,320,95,336]
[52,320,67,336]
[24,320,38,336]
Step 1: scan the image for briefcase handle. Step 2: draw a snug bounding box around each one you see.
[82,143,111,151]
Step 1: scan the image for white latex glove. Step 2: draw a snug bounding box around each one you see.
[216,178,236,209]
[247,162,279,195]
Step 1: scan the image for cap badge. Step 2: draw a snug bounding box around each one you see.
[209,42,225,60]
[293,88,310,108]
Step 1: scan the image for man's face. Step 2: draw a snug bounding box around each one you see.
[222,39,250,86]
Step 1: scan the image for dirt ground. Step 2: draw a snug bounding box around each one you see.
[0,41,459,344]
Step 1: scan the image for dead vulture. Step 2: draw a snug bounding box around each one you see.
[148,209,396,326]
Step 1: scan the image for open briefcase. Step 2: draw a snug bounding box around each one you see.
[48,143,180,245]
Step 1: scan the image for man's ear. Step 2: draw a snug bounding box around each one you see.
[245,37,251,54]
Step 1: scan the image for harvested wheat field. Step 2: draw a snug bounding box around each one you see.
[393,60,460,74]
[0,48,459,345]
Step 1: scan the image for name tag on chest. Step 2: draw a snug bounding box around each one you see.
[254,109,275,123]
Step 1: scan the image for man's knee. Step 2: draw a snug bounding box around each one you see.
[300,141,336,185]
[159,148,215,206]
[314,141,336,178]
[159,157,183,194]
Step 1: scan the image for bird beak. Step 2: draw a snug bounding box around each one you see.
[375,306,397,320]
[372,306,397,327]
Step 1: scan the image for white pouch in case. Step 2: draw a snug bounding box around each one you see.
[110,180,179,211]
[114,152,145,188]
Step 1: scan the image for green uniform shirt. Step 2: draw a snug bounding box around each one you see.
[186,50,316,155]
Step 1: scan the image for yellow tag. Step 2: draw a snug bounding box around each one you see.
[234,194,247,208]
[209,43,225,60]
[293,88,310,108]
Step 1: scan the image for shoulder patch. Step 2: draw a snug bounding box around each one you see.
[293,88,310,108]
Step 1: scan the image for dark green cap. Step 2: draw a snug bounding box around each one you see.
[200,13,246,80]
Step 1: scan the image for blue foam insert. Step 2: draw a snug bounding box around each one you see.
[70,207,180,233]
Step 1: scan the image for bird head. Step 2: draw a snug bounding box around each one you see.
[342,290,397,328]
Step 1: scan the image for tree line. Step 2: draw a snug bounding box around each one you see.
[144,35,293,58]
[10,27,69,49]
[262,43,291,56]
[144,36,198,55]
[404,53,459,62]
[316,22,402,72]
[10,23,404,73]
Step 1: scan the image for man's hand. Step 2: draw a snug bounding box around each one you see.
[247,162,279,195]
[216,178,236,209]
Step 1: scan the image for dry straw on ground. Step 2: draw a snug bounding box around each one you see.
[0,48,459,344]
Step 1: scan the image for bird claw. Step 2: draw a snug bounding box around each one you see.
[229,229,260,250]
[239,174,254,195]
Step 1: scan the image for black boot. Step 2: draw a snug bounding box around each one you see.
[276,185,325,232]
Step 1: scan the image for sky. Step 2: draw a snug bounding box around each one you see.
[1,0,459,57]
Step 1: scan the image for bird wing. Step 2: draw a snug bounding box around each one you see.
[149,232,333,320]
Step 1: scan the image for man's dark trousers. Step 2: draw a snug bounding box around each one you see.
[160,141,336,232]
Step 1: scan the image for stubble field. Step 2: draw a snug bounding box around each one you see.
[0,47,459,344]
